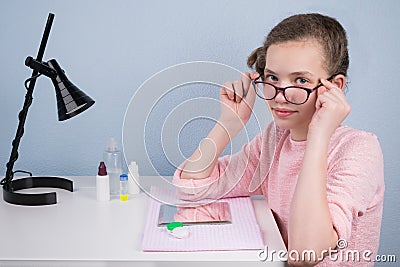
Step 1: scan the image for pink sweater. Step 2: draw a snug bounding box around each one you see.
[173,122,384,266]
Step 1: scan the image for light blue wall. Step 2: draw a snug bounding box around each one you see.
[0,0,399,264]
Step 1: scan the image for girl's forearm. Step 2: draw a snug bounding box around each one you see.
[288,134,338,264]
[180,122,231,179]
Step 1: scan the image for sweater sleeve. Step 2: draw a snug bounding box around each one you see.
[172,122,277,201]
[326,131,385,242]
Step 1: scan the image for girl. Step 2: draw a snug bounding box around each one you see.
[173,13,384,266]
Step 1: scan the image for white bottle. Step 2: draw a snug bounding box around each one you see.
[128,161,140,195]
[96,161,110,201]
[103,138,123,196]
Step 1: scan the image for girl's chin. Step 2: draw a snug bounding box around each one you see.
[272,118,292,129]
[272,118,301,130]
[272,117,312,133]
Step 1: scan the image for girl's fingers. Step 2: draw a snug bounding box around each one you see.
[317,86,328,97]
[233,80,243,103]
[241,72,258,101]
[222,82,235,101]
[320,78,337,89]
[321,79,345,95]
[250,72,259,80]
[221,72,259,106]
[329,87,347,102]
[245,77,256,104]
[319,79,347,101]
[317,91,339,107]
[316,85,350,116]
[240,73,251,99]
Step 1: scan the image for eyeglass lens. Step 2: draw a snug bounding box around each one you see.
[255,83,309,104]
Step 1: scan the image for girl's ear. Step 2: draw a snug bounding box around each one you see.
[332,74,346,91]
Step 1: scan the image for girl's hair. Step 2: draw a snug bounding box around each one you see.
[247,13,349,78]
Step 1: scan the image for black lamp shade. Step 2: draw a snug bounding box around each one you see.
[47,59,95,121]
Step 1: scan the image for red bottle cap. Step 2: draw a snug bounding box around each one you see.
[98,161,108,176]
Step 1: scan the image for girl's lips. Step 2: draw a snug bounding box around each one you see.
[273,108,296,118]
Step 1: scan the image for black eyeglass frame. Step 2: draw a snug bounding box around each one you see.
[252,73,344,105]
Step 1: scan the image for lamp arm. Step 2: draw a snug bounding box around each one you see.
[1,13,55,186]
[1,86,34,185]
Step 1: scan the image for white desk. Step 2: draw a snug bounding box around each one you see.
[0,176,287,267]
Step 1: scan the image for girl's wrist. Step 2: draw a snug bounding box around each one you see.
[208,122,232,154]
[217,117,243,139]
[306,131,331,149]
[307,126,335,143]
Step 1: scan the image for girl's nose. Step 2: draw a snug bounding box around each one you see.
[274,90,287,103]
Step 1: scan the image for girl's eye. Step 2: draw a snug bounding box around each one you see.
[266,75,278,82]
[295,77,308,85]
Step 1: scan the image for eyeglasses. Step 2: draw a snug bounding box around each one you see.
[252,73,340,105]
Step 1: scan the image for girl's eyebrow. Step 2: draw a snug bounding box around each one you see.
[290,71,315,78]
[264,68,278,75]
[264,68,315,78]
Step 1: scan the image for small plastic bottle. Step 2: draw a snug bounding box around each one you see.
[119,174,129,201]
[96,162,110,201]
[103,138,123,196]
[128,161,140,195]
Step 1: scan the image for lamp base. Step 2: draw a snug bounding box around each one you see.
[2,177,73,206]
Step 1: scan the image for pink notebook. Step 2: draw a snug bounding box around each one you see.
[141,187,264,252]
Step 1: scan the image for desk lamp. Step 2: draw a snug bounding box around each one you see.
[0,13,95,206]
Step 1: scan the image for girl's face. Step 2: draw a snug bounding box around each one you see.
[264,39,328,140]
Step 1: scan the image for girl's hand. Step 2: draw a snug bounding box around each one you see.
[308,79,351,139]
[218,72,258,138]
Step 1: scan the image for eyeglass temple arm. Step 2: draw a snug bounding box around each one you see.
[326,72,346,82]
